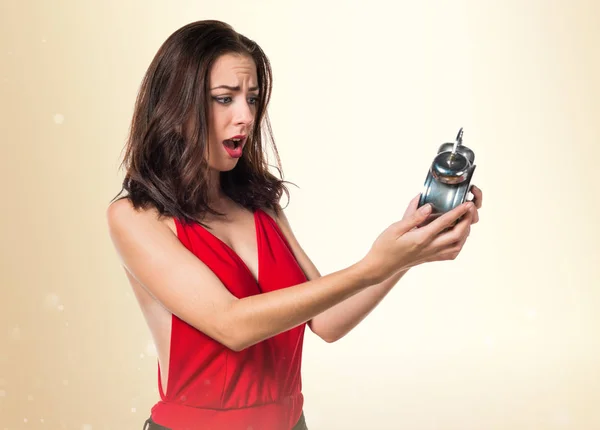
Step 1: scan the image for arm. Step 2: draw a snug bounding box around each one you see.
[106,199,379,352]
[310,269,409,343]
[268,185,483,343]
[267,207,408,343]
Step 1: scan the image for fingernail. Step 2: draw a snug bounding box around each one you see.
[419,204,432,214]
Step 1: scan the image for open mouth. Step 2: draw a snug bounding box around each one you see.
[222,135,247,158]
[223,137,243,149]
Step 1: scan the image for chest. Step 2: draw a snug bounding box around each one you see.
[201,209,259,284]
[181,208,308,297]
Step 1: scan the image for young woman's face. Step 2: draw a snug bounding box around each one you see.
[205,53,259,172]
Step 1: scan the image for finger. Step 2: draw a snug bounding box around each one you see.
[467,203,479,225]
[456,222,471,247]
[426,211,472,250]
[439,249,461,261]
[471,206,479,224]
[445,233,470,260]
[418,201,473,239]
[469,185,483,209]
[395,202,433,235]
[425,226,471,263]
[403,192,422,219]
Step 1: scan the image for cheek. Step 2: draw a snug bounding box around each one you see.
[207,132,223,160]
[207,112,223,142]
[211,107,231,129]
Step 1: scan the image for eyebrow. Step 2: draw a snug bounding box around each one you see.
[210,85,259,91]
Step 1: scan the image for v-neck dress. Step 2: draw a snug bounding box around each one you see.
[149,208,308,430]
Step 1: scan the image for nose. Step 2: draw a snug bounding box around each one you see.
[234,100,254,128]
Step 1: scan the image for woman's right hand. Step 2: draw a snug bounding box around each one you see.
[360,198,475,283]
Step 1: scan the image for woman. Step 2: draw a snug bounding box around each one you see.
[107,20,482,430]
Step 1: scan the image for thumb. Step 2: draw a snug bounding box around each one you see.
[396,203,432,234]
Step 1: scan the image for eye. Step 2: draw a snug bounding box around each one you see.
[213,96,232,104]
[248,95,260,105]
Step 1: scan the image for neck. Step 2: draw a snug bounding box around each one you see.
[207,169,225,205]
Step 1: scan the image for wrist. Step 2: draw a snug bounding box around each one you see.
[354,257,386,285]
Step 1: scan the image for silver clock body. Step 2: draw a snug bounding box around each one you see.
[418,128,476,217]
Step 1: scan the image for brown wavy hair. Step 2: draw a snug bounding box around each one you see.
[112,20,292,225]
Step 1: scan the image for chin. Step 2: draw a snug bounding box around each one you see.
[211,158,240,173]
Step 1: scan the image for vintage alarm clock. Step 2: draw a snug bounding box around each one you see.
[417,127,476,222]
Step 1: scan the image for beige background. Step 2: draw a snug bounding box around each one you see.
[1,0,599,429]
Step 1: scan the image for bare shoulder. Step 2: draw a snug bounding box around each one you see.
[106,197,176,237]
[261,205,284,227]
[262,204,294,235]
[105,197,245,349]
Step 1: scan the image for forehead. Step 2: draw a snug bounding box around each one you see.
[209,53,257,85]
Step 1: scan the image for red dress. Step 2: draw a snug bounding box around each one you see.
[150,208,308,430]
